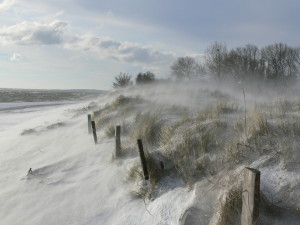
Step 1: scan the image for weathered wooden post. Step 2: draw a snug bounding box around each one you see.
[27,168,33,175]
[115,125,121,157]
[91,121,98,144]
[137,139,149,180]
[87,114,92,134]
[241,167,260,225]
[160,161,164,170]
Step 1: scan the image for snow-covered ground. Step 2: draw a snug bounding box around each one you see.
[0,101,78,132]
[0,99,194,225]
[1,82,300,225]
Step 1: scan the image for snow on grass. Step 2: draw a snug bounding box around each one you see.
[1,81,300,224]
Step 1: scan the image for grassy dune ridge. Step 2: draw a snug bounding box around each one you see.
[91,80,300,224]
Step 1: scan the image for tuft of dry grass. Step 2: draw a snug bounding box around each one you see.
[126,149,161,199]
[104,123,115,138]
[130,182,151,199]
[112,95,127,105]
[214,187,242,225]
[93,95,144,129]
[121,120,130,135]
[127,161,144,181]
[157,110,228,183]
[221,139,245,167]
[249,110,270,136]
[274,97,293,118]
[196,101,238,123]
[160,122,219,183]
[214,102,240,114]
[196,154,215,177]
[126,161,151,199]
[274,119,300,137]
[159,125,175,148]
[130,112,164,146]
[197,106,220,121]
[233,116,245,134]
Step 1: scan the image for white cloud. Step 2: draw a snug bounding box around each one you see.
[65,35,176,68]
[0,0,18,11]
[43,10,64,21]
[10,52,22,61]
[0,20,68,45]
[0,19,175,69]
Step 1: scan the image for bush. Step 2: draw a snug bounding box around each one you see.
[135,71,156,84]
[113,73,132,88]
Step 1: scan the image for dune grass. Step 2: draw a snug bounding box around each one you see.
[130,112,164,146]
[92,88,300,219]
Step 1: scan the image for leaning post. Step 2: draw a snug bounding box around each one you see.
[115,126,121,157]
[241,167,260,225]
[91,121,98,144]
[137,139,149,180]
[87,114,92,134]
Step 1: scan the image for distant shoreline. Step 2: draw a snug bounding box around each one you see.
[0,101,76,112]
[0,88,107,93]
[0,89,106,103]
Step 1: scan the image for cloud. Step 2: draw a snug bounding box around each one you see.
[42,10,64,21]
[0,20,68,45]
[65,35,175,68]
[0,20,175,68]
[10,52,22,61]
[99,39,121,49]
[0,0,18,11]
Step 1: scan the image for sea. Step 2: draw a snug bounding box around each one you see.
[0,88,105,132]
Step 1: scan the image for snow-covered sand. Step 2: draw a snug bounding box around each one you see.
[1,83,300,225]
[0,100,194,225]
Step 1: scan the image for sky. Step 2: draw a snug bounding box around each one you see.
[0,0,299,90]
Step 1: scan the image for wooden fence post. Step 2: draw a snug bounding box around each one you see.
[137,139,149,180]
[88,114,92,134]
[241,167,260,225]
[91,121,98,144]
[27,168,33,175]
[115,126,121,157]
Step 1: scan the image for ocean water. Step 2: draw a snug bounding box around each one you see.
[0,88,104,103]
[0,88,104,132]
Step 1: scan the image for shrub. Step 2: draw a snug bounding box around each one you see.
[135,71,156,84]
[113,73,132,88]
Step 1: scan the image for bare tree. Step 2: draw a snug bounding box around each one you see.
[169,42,300,86]
[171,56,199,79]
[284,46,300,78]
[113,73,132,88]
[205,42,227,79]
[261,43,300,82]
[224,44,265,80]
[243,44,261,73]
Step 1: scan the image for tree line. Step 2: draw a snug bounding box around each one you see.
[113,42,300,88]
[172,42,300,84]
